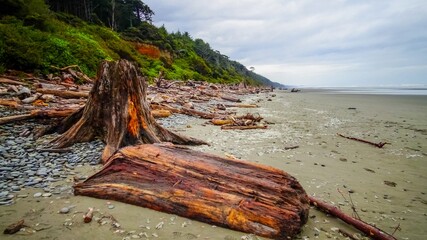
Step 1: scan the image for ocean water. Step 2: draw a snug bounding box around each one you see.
[321,87,427,95]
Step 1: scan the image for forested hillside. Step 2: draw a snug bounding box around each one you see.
[0,0,282,86]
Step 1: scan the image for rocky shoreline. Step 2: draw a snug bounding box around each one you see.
[0,120,103,205]
[0,110,200,206]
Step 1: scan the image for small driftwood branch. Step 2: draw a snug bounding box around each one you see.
[51,65,93,83]
[0,77,29,86]
[211,118,234,126]
[151,109,172,118]
[221,125,267,130]
[37,148,72,153]
[339,228,358,240]
[225,104,258,108]
[0,99,21,108]
[3,219,25,234]
[83,207,94,223]
[309,196,397,240]
[284,146,299,150]
[337,133,389,148]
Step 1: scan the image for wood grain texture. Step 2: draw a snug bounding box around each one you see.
[74,144,309,239]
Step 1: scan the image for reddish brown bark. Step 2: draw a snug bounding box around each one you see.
[309,196,397,240]
[74,144,310,239]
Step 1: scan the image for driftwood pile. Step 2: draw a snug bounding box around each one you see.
[0,66,271,130]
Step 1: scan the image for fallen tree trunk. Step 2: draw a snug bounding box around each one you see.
[181,107,221,119]
[220,95,241,102]
[0,113,31,125]
[0,109,77,125]
[36,88,89,99]
[0,77,29,86]
[309,196,397,240]
[74,144,310,239]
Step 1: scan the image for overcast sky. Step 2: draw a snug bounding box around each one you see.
[144,0,427,87]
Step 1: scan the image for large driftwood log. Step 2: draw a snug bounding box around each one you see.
[0,109,77,125]
[49,60,206,162]
[74,144,310,239]
[36,88,89,99]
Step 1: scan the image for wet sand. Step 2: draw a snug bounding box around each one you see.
[1,90,426,239]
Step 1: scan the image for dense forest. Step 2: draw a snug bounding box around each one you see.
[0,0,282,86]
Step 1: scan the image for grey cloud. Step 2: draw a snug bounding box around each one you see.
[145,0,427,86]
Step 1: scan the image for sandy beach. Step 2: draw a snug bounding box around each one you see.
[1,89,426,240]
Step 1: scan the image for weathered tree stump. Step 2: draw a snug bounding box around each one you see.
[49,59,206,161]
[74,144,310,239]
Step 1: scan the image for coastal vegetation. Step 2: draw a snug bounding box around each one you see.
[0,0,281,86]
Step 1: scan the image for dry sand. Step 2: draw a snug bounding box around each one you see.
[1,90,426,240]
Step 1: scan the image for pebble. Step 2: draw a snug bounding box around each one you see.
[60,207,70,214]
[42,193,52,197]
[108,204,115,209]
[34,192,42,198]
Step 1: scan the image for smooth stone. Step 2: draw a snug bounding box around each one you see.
[17,194,28,198]
[42,193,52,197]
[0,200,14,205]
[59,207,70,214]
[11,186,21,191]
[0,191,9,198]
[108,205,115,209]
[33,192,42,198]
[46,177,56,182]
